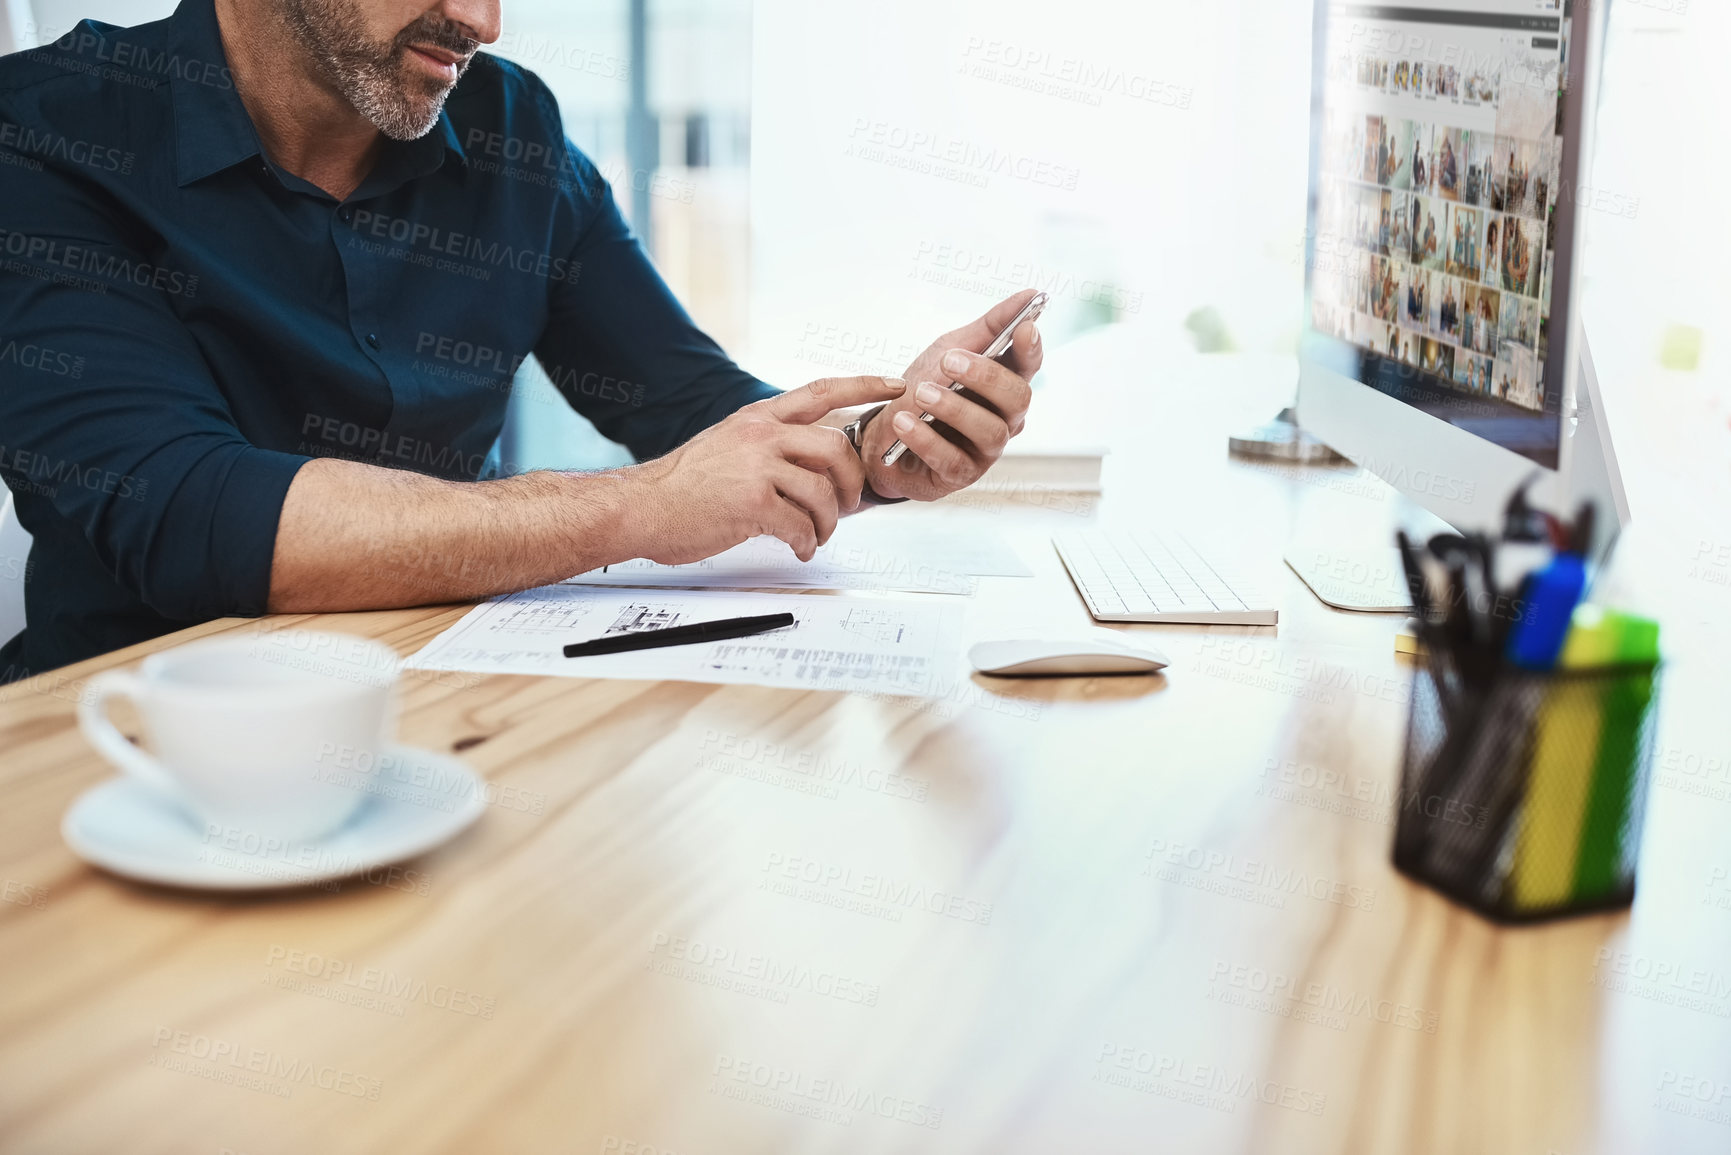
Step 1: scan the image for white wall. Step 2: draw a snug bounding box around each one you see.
[747,0,1315,387]
[1,0,36,50]
[747,1,1730,398]
[1584,1,1729,381]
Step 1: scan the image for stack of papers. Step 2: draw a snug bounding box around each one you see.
[409,517,1031,692]
[407,586,965,695]
[973,447,1106,494]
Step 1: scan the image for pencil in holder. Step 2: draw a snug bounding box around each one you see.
[1391,660,1661,923]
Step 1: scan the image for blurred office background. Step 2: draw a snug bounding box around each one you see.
[3,0,1725,490]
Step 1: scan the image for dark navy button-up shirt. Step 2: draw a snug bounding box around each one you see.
[0,0,773,679]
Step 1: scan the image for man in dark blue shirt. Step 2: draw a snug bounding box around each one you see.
[0,0,1041,679]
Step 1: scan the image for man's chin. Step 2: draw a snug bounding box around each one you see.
[364,75,453,140]
[366,104,443,140]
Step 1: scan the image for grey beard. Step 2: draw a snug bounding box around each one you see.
[343,60,458,141]
[276,0,469,141]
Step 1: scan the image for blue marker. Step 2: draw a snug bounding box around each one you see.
[1505,553,1587,670]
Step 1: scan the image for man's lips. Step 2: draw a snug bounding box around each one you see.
[405,43,468,80]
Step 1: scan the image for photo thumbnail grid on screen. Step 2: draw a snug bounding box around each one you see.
[1309,2,1571,416]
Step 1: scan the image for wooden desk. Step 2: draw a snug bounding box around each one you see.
[2,337,1727,1155]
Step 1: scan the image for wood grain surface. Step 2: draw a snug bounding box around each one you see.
[1,336,1726,1155]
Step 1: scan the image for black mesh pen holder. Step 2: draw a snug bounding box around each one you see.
[1391,659,1661,924]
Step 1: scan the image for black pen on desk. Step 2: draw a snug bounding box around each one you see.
[562,613,795,658]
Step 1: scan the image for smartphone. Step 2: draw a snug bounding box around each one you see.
[880,291,1048,467]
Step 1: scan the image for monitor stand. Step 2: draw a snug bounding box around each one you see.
[1281,333,1626,612]
[1228,394,1435,612]
[1282,481,1448,612]
[1228,406,1347,465]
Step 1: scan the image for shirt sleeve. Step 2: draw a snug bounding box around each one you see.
[0,156,308,622]
[531,156,775,462]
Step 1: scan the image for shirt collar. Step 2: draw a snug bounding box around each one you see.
[170,0,261,187]
[431,111,469,169]
[403,105,469,179]
[169,0,469,190]
[350,111,467,199]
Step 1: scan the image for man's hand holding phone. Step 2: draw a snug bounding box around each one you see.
[624,376,906,564]
[625,289,1044,570]
[856,289,1046,502]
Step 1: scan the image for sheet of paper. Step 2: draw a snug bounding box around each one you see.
[564,519,1030,594]
[406,586,967,696]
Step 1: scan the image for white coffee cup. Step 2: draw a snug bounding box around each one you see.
[77,632,402,844]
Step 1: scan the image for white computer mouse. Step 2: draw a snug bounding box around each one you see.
[968,632,1170,677]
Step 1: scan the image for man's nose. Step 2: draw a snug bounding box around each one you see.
[440,0,502,45]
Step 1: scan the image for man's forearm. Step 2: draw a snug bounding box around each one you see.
[267,458,642,612]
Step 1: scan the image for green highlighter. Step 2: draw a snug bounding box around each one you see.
[1569,608,1660,900]
[1509,605,1660,911]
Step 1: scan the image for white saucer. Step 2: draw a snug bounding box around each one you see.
[62,744,488,891]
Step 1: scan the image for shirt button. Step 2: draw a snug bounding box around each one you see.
[365,333,381,351]
[339,207,354,223]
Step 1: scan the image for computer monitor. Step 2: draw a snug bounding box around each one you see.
[1293,0,1625,591]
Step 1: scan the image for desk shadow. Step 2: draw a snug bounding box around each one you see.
[82,820,483,909]
[967,670,1169,704]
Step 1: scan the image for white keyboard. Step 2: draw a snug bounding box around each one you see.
[1053,530,1278,625]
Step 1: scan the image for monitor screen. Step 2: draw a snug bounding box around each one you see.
[1302,1,1586,469]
